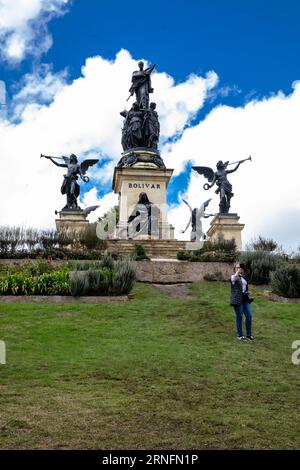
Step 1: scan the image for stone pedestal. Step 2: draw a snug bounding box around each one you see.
[207,214,244,251]
[55,210,89,234]
[112,163,175,240]
[185,241,204,251]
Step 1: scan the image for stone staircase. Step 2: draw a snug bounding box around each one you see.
[105,239,186,259]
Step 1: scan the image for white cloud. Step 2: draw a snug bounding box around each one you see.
[0,49,215,229]
[81,189,118,223]
[11,64,68,119]
[166,84,300,250]
[153,70,218,138]
[0,0,70,62]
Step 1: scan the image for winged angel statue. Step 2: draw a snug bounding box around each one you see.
[180,198,213,241]
[41,153,99,210]
[192,157,251,214]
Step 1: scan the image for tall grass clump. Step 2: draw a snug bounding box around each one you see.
[112,258,136,295]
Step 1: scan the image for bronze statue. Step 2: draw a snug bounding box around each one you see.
[144,102,160,149]
[192,157,252,214]
[120,101,160,152]
[126,102,143,148]
[128,61,156,109]
[41,153,99,211]
[180,198,213,241]
[118,61,165,169]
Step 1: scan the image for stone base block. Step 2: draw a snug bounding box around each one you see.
[55,210,89,234]
[185,241,204,251]
[113,162,174,241]
[207,214,244,251]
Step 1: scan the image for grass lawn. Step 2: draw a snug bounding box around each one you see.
[0,281,299,450]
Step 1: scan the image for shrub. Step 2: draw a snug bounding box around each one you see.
[69,271,90,297]
[270,265,300,298]
[100,253,114,270]
[99,205,119,225]
[177,250,190,261]
[112,258,136,295]
[69,257,135,297]
[248,235,278,252]
[57,229,76,248]
[132,244,149,261]
[0,225,108,259]
[68,260,102,271]
[0,226,25,255]
[202,235,237,253]
[194,252,236,263]
[0,226,10,255]
[176,250,236,263]
[85,268,112,295]
[25,228,41,252]
[40,229,60,251]
[79,224,106,250]
[239,251,282,285]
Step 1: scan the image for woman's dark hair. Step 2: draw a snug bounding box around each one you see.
[234,261,245,270]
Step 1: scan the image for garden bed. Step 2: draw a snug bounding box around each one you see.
[0,256,136,297]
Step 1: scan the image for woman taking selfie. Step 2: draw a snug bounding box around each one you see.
[230,262,254,341]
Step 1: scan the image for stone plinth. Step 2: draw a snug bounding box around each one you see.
[207,214,244,251]
[185,241,204,251]
[55,210,89,233]
[113,164,175,240]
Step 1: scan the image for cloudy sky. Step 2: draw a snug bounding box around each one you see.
[0,0,299,251]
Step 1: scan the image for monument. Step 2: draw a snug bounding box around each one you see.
[41,153,99,233]
[113,61,174,240]
[192,156,251,250]
[41,60,251,255]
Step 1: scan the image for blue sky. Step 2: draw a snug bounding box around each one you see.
[2,0,300,100]
[0,0,299,249]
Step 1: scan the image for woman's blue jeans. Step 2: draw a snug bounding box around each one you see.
[233,301,252,337]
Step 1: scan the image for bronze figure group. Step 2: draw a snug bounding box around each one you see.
[121,62,160,152]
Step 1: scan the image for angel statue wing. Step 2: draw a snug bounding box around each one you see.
[80,159,99,175]
[192,166,215,182]
[198,198,212,215]
[192,166,216,190]
[182,199,192,213]
[83,205,99,216]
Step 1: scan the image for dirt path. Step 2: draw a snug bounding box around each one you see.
[153,283,196,299]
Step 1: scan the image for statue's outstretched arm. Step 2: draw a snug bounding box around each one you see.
[227,162,242,174]
[48,157,67,168]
